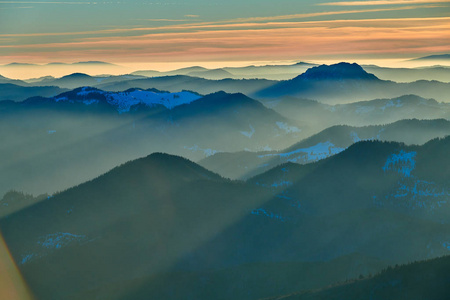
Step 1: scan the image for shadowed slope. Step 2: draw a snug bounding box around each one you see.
[269,255,450,300]
[0,153,270,300]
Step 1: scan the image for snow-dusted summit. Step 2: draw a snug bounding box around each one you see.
[54,87,202,113]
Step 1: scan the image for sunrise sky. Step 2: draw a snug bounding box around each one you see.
[0,0,449,67]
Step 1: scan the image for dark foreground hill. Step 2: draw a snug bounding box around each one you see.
[0,153,270,300]
[269,255,450,300]
[1,138,449,300]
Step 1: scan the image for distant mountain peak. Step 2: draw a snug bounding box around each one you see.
[294,61,315,66]
[411,54,450,61]
[297,62,379,81]
[72,61,117,65]
[4,62,36,67]
[60,72,92,79]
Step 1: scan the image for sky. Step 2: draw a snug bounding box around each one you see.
[0,0,449,68]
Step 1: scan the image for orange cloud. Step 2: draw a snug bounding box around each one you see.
[1,17,449,64]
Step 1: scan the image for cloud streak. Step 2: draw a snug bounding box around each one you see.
[1,16,448,63]
[202,5,436,23]
[319,0,450,6]
[0,1,91,4]
[0,5,436,38]
[0,6,32,9]
[0,2,447,64]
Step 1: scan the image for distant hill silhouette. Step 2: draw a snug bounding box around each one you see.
[263,94,450,131]
[0,83,67,101]
[256,63,450,103]
[411,54,450,61]
[0,153,269,300]
[2,63,449,102]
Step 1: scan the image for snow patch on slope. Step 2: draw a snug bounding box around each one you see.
[276,122,301,133]
[240,124,255,138]
[373,179,449,213]
[20,232,88,265]
[381,99,403,111]
[383,150,417,177]
[184,145,219,157]
[251,208,286,222]
[355,106,375,114]
[259,141,345,163]
[350,131,361,142]
[38,232,86,250]
[57,87,201,113]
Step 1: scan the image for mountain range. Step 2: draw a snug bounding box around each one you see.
[1,76,448,197]
[199,118,450,179]
[2,62,450,104]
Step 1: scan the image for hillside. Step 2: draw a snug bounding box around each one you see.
[269,255,450,300]
[0,83,67,102]
[2,140,448,299]
[199,119,450,179]
[0,153,269,300]
[265,94,450,131]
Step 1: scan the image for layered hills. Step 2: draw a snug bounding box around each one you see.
[1,138,449,300]
[2,62,450,103]
[200,118,450,179]
[0,90,302,196]
[0,60,449,299]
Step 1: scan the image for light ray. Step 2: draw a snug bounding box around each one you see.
[0,233,33,300]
